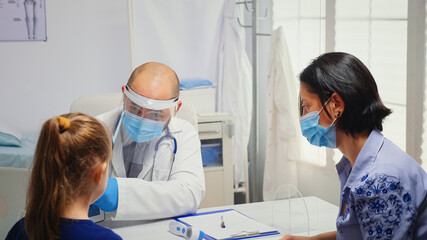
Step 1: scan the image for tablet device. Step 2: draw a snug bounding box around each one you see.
[89,205,105,223]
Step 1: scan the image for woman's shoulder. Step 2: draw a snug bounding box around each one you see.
[60,219,122,240]
[356,135,427,205]
[376,136,425,176]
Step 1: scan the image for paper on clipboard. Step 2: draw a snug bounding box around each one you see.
[176,209,279,239]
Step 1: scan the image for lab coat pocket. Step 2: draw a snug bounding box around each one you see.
[152,145,174,181]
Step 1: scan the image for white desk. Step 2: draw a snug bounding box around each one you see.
[99,196,338,239]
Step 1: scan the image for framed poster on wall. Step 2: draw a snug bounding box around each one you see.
[0,0,47,41]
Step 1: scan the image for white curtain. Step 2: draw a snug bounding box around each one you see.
[263,27,300,201]
[217,0,252,187]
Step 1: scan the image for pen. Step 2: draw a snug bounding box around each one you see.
[221,215,225,228]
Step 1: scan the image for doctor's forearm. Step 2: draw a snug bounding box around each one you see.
[114,178,203,220]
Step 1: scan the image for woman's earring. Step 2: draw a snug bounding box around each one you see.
[337,111,341,117]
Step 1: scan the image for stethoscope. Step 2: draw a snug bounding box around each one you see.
[112,111,178,180]
[153,127,177,180]
[155,128,177,155]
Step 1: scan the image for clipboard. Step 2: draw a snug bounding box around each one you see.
[174,209,280,240]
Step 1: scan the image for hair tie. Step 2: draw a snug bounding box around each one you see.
[57,116,70,133]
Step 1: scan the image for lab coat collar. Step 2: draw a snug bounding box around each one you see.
[167,116,183,135]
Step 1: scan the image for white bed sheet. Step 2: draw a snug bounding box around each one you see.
[0,133,38,168]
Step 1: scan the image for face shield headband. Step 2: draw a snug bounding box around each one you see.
[123,85,179,111]
[115,85,178,144]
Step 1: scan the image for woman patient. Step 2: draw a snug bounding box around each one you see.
[281,52,427,239]
[6,113,121,240]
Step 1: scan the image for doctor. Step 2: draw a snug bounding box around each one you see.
[94,62,205,220]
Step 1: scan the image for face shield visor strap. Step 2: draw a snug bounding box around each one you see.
[123,85,179,111]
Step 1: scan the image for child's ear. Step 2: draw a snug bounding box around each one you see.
[92,162,108,185]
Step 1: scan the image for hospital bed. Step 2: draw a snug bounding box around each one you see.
[0,133,38,169]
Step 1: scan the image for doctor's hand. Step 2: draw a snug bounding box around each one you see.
[92,177,118,212]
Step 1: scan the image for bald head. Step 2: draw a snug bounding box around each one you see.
[127,62,180,100]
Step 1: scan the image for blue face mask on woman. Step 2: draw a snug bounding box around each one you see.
[122,111,165,143]
[299,99,337,148]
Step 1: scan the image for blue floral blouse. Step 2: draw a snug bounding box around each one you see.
[335,130,427,239]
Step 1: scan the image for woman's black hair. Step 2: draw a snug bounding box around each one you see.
[299,52,392,136]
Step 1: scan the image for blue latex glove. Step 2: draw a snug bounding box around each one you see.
[92,177,118,212]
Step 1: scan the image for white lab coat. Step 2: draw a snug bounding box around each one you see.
[97,106,205,220]
[217,0,252,187]
[263,27,301,201]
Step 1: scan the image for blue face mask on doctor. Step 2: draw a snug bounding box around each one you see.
[123,111,165,143]
[299,98,337,148]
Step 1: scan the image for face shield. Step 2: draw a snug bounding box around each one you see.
[123,85,178,121]
[113,85,179,144]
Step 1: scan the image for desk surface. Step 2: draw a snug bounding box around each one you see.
[100,196,338,239]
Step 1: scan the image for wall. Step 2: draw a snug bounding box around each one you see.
[0,0,131,134]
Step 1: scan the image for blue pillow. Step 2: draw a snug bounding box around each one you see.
[0,122,22,147]
[180,78,213,89]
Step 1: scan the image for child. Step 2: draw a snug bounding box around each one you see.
[6,113,122,240]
